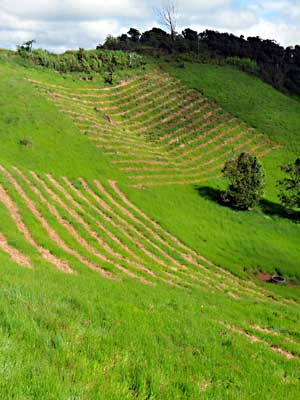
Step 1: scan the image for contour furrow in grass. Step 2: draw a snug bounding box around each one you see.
[0,181,73,273]
[93,141,166,157]
[175,126,252,164]
[30,170,164,282]
[99,78,177,110]
[167,117,238,155]
[115,87,194,118]
[63,177,176,269]
[105,180,245,293]
[224,324,298,360]
[27,74,144,93]
[86,180,222,288]
[62,177,198,285]
[124,96,206,129]
[155,109,224,143]
[121,121,244,173]
[250,325,300,348]
[1,166,117,280]
[54,75,151,98]
[45,173,146,264]
[99,80,181,113]
[108,180,279,301]
[18,168,154,284]
[0,232,32,268]
[93,179,196,269]
[47,74,173,106]
[132,102,212,134]
[127,132,265,178]
[164,115,232,150]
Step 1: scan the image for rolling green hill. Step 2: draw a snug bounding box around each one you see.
[0,54,300,399]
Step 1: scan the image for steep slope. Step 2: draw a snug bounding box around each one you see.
[0,57,300,399]
[29,70,279,188]
[24,63,300,279]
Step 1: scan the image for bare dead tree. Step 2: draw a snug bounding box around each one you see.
[155,1,177,41]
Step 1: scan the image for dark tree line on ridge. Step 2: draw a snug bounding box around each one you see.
[100,27,300,97]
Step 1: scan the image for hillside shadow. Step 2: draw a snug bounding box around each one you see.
[260,199,300,222]
[196,186,300,222]
[196,186,222,203]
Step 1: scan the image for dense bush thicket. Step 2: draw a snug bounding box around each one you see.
[101,27,300,96]
[17,46,144,74]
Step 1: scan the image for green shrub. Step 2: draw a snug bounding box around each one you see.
[221,152,265,210]
[278,157,300,210]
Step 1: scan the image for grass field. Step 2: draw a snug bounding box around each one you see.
[0,54,300,399]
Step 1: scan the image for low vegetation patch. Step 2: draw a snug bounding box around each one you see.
[17,44,144,76]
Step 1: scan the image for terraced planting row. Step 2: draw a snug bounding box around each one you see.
[221,322,300,360]
[30,71,280,187]
[1,164,300,360]
[0,164,290,300]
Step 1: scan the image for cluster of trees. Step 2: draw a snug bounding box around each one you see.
[221,153,300,213]
[101,27,300,96]
[17,45,144,77]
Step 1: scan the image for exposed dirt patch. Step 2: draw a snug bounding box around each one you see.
[0,233,32,268]
[257,271,272,283]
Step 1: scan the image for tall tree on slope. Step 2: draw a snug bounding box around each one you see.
[155,1,177,41]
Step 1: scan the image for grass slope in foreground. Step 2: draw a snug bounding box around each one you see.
[0,56,300,399]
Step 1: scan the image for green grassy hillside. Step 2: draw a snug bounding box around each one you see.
[164,63,300,152]
[0,55,300,399]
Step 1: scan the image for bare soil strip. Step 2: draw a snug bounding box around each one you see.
[93,180,196,272]
[22,169,153,284]
[1,166,117,279]
[109,180,284,302]
[251,325,300,347]
[42,74,168,100]
[0,181,73,273]
[167,118,238,155]
[94,142,165,157]
[122,122,245,173]
[100,79,177,110]
[129,140,268,184]
[127,133,264,178]
[0,232,32,268]
[46,76,173,107]
[175,126,253,164]
[62,177,192,286]
[46,174,151,264]
[165,115,233,149]
[116,87,194,118]
[125,97,206,129]
[155,109,224,143]
[224,323,297,360]
[132,102,212,134]
[27,75,143,93]
[29,170,159,283]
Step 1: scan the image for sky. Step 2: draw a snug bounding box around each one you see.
[0,0,299,52]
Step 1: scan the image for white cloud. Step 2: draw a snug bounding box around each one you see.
[176,0,232,13]
[0,0,299,51]
[236,19,300,46]
[1,0,148,20]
